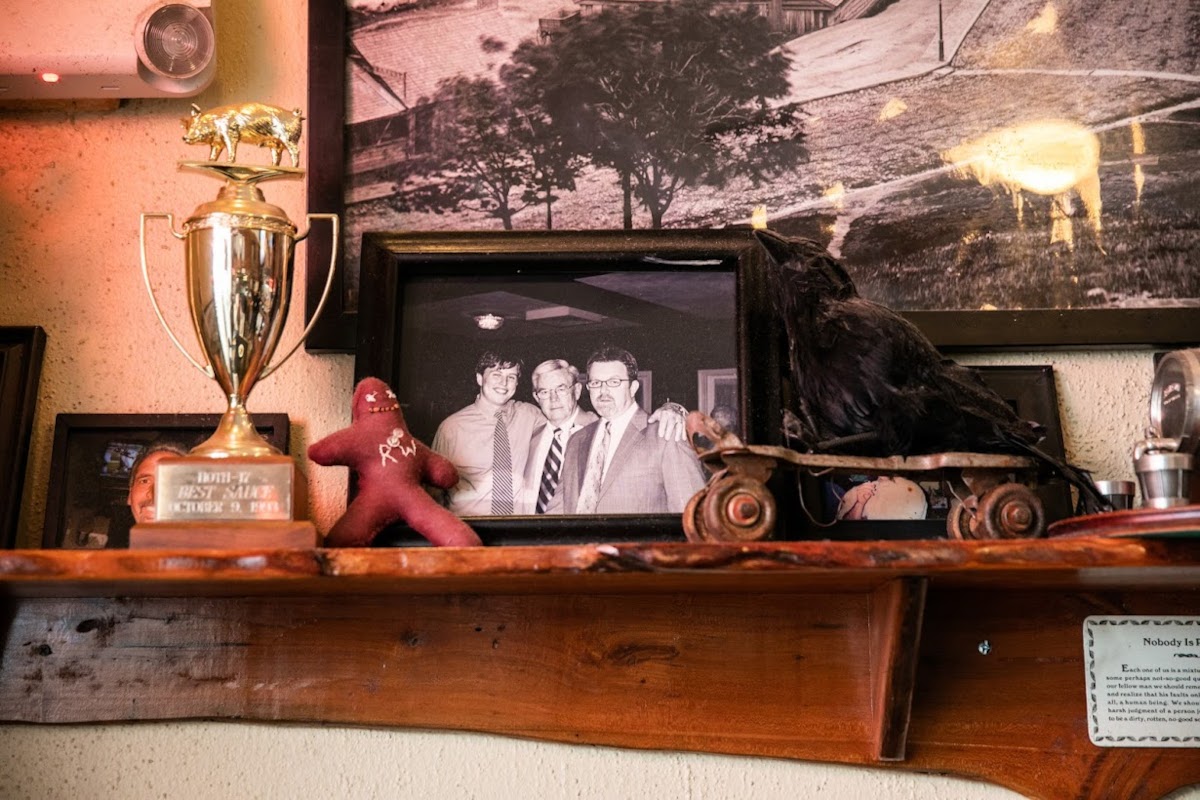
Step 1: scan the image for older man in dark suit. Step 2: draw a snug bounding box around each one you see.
[517,358,599,514]
[547,346,706,515]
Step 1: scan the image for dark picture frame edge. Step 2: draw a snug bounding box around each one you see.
[952,364,1074,524]
[910,308,1200,352]
[354,228,781,546]
[305,0,1200,354]
[0,326,46,548]
[305,0,351,352]
[41,413,291,549]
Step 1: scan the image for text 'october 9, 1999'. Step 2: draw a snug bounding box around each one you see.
[154,462,294,522]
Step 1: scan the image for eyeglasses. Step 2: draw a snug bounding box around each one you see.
[533,385,573,399]
[586,378,632,389]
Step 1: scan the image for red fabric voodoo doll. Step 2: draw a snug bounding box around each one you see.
[308,377,482,547]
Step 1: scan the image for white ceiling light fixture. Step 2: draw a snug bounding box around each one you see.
[473,313,505,331]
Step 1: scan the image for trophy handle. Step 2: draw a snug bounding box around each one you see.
[140,212,215,379]
[260,212,340,380]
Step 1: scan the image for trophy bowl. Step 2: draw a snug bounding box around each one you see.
[141,162,338,458]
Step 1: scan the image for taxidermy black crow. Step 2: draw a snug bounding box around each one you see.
[754,228,1106,512]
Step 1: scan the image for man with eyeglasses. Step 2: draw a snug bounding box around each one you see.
[517,359,599,514]
[546,346,706,515]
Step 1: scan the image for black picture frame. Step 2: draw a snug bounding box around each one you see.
[42,413,290,550]
[0,326,46,548]
[305,0,351,352]
[905,309,1200,352]
[353,228,780,545]
[305,0,1200,354]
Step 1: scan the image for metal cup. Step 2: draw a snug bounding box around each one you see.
[1092,480,1136,511]
[141,162,338,457]
[1133,438,1192,509]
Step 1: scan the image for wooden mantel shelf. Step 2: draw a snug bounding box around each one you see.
[2,537,1199,800]
[2,537,1199,596]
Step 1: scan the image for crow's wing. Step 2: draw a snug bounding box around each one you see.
[796,297,933,452]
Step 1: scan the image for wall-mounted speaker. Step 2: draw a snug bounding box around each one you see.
[0,0,216,100]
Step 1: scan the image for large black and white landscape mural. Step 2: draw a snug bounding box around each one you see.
[335,0,1200,313]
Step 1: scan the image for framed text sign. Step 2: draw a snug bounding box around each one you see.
[1085,616,1200,748]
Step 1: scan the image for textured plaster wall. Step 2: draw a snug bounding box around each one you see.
[0,0,353,542]
[0,1,1193,798]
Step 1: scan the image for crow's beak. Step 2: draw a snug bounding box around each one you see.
[753,228,791,264]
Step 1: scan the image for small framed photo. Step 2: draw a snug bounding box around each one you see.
[354,229,779,545]
[42,413,289,549]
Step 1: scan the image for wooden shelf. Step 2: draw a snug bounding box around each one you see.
[2,538,1198,799]
[3,537,1200,596]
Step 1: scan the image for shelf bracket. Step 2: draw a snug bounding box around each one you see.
[869,576,928,761]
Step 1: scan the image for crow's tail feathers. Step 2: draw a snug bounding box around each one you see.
[1006,436,1110,516]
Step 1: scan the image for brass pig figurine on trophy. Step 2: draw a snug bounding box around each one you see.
[182,102,304,167]
[135,101,338,547]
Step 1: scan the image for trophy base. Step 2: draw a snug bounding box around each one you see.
[190,406,282,458]
[154,455,307,522]
[129,520,319,550]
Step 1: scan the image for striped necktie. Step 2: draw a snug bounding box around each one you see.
[536,428,564,514]
[491,409,513,515]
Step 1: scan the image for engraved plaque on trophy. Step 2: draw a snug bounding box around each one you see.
[132,102,337,549]
[155,458,303,522]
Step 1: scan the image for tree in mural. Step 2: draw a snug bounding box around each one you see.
[501,56,584,230]
[407,75,530,230]
[509,0,807,228]
[391,70,582,230]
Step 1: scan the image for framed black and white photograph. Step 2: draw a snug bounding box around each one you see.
[0,326,45,548]
[354,228,779,544]
[308,0,1199,352]
[42,413,290,549]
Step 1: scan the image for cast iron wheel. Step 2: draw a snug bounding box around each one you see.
[974,482,1046,539]
[946,497,977,540]
[700,475,776,542]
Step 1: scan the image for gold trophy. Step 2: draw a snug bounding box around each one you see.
[134,102,338,548]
